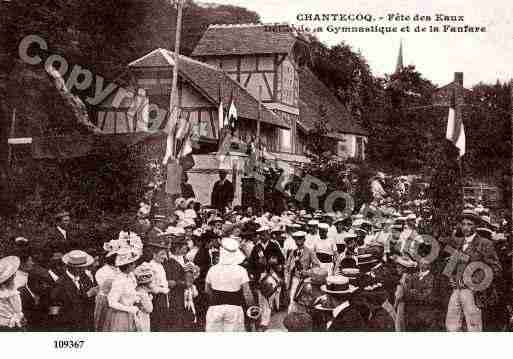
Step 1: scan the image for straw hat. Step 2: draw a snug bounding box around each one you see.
[62,250,94,268]
[321,275,358,294]
[219,237,245,265]
[459,209,481,224]
[0,256,21,284]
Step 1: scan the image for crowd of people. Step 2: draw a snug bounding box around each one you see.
[0,170,510,332]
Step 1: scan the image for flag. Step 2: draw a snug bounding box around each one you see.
[445,91,465,157]
[178,122,195,171]
[395,39,403,73]
[227,90,237,133]
[218,85,224,138]
[163,106,179,165]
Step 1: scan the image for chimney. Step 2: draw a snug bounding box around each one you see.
[454,72,463,86]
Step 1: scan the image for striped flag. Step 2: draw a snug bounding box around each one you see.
[227,90,238,134]
[218,85,224,138]
[445,92,465,157]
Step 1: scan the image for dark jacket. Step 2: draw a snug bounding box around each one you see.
[211,179,234,211]
[48,274,90,331]
[448,233,502,308]
[247,241,285,281]
[328,302,367,331]
[163,257,186,331]
[181,183,196,199]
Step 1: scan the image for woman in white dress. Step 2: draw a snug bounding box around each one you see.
[103,248,141,331]
[0,256,24,331]
[145,236,170,331]
[94,250,119,331]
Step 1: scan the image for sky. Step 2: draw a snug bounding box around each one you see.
[202,0,513,87]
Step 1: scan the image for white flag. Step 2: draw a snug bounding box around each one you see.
[163,106,179,165]
[445,96,465,157]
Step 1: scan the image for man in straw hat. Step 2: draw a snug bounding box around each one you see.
[314,275,364,331]
[48,250,95,331]
[284,231,321,314]
[445,209,501,332]
[204,237,255,331]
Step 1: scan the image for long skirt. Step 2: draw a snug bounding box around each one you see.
[150,293,169,331]
[102,308,137,332]
[94,293,109,331]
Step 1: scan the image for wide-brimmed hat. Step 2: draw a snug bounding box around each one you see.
[134,263,154,284]
[55,210,70,219]
[321,276,358,294]
[459,209,481,224]
[219,237,245,265]
[114,248,142,267]
[62,250,94,267]
[271,225,284,234]
[292,231,307,240]
[256,225,270,233]
[0,256,21,284]
[393,256,417,269]
[307,220,319,227]
[476,227,494,240]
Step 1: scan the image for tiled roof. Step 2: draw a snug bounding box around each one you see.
[298,67,368,136]
[192,24,298,57]
[128,49,288,129]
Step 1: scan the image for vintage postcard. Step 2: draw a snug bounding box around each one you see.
[0,0,511,352]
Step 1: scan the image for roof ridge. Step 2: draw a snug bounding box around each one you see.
[128,48,173,67]
[161,49,222,72]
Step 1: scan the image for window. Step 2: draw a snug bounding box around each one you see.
[280,129,292,153]
[337,141,346,157]
[355,136,365,160]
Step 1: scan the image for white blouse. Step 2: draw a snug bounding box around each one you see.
[148,260,169,294]
[95,264,120,295]
[108,273,139,313]
[0,288,23,328]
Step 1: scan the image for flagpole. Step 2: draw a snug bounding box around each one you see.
[170,0,184,156]
[165,0,184,197]
[257,86,262,162]
[7,107,16,166]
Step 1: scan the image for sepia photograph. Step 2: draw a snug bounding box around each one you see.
[0,0,512,341]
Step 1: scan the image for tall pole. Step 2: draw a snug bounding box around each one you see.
[165,0,184,198]
[169,0,184,156]
[257,86,262,161]
[7,107,16,166]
